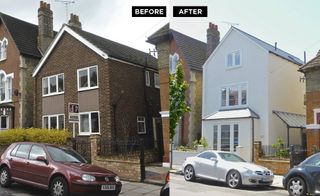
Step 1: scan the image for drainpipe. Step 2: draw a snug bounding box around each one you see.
[251,117,254,162]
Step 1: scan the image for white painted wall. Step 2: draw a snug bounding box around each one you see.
[267,54,306,145]
[202,29,269,144]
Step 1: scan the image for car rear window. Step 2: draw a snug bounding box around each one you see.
[15,144,31,159]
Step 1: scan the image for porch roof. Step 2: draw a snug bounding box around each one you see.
[273,110,306,128]
[203,108,259,120]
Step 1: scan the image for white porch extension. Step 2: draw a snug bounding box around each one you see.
[202,108,259,162]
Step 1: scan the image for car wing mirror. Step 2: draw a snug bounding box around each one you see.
[36,156,48,165]
[210,157,218,162]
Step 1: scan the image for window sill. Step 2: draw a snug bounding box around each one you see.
[42,92,64,97]
[78,132,100,136]
[225,65,242,70]
[137,132,146,135]
[220,105,248,110]
[78,86,99,92]
[0,100,12,104]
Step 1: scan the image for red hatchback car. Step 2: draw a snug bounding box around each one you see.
[0,142,122,196]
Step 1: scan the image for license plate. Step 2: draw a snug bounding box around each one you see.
[101,184,116,191]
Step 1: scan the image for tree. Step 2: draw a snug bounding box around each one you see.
[169,60,191,141]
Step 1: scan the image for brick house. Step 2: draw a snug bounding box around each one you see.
[32,16,162,155]
[299,51,320,154]
[0,1,54,130]
[147,23,219,162]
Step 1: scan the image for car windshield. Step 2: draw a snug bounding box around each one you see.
[47,146,87,164]
[218,152,246,162]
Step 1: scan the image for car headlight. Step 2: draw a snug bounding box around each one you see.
[82,174,96,182]
[244,169,254,175]
[115,175,121,182]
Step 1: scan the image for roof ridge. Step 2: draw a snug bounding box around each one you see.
[170,28,206,45]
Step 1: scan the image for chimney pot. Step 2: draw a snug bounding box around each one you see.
[68,13,82,30]
[206,22,220,58]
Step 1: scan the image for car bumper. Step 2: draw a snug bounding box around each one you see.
[242,174,274,186]
[70,181,122,195]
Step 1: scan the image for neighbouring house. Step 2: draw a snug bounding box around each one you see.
[0,1,54,130]
[32,16,162,159]
[147,23,219,163]
[202,26,306,161]
[299,50,320,154]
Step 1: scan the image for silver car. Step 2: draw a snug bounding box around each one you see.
[182,150,274,188]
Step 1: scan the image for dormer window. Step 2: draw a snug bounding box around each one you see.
[226,50,241,68]
[0,38,8,61]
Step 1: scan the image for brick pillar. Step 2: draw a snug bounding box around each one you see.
[90,135,101,161]
[162,117,169,162]
[306,130,320,156]
[254,141,262,163]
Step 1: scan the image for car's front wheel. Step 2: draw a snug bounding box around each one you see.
[50,176,69,196]
[0,167,11,187]
[226,170,242,189]
[184,165,195,181]
[287,176,307,196]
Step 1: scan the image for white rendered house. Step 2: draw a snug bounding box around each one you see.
[202,27,306,161]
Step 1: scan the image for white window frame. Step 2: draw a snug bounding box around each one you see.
[169,53,179,74]
[0,71,14,104]
[0,38,8,61]
[137,116,146,134]
[77,65,99,91]
[0,115,9,130]
[226,50,241,69]
[42,114,65,130]
[220,82,248,108]
[145,71,150,87]
[313,108,320,124]
[154,73,160,88]
[42,73,64,97]
[78,111,100,136]
[212,123,239,153]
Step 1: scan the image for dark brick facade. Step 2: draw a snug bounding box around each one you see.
[34,32,161,144]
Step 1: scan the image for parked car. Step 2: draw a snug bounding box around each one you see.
[160,172,169,196]
[182,150,274,188]
[283,152,320,196]
[0,142,122,196]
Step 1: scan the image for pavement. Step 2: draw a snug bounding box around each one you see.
[170,165,284,189]
[144,163,169,185]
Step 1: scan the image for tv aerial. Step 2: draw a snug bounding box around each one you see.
[221,21,239,27]
[55,0,75,22]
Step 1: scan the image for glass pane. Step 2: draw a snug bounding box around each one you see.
[58,74,64,92]
[43,116,49,129]
[42,78,48,95]
[235,51,240,65]
[50,116,57,129]
[91,112,99,133]
[228,86,238,106]
[154,74,159,87]
[221,125,230,151]
[49,76,57,93]
[227,53,233,67]
[89,67,97,87]
[0,116,7,129]
[79,70,88,88]
[213,125,218,150]
[7,77,12,100]
[15,144,30,159]
[0,74,5,101]
[29,145,46,160]
[234,124,239,152]
[241,84,247,105]
[58,115,64,129]
[80,114,89,133]
[221,88,226,107]
[317,113,320,124]
[145,71,150,86]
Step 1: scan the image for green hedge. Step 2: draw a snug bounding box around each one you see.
[0,128,71,146]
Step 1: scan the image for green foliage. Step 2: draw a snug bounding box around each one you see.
[0,128,71,146]
[272,137,289,158]
[169,61,191,140]
[192,137,208,149]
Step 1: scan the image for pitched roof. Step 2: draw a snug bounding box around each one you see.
[0,12,42,58]
[299,54,320,72]
[203,108,259,120]
[33,25,157,76]
[147,24,207,70]
[71,27,157,69]
[233,27,303,65]
[273,110,306,128]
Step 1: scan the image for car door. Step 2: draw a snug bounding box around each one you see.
[26,145,54,187]
[196,152,219,180]
[10,144,31,180]
[304,154,320,192]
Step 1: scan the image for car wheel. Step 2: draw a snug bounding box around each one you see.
[0,167,11,187]
[184,165,196,181]
[287,176,307,196]
[227,170,242,189]
[50,177,69,196]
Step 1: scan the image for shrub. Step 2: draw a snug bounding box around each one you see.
[192,137,208,149]
[272,137,289,158]
[0,128,71,146]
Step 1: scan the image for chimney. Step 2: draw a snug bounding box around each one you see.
[274,42,277,50]
[206,22,220,58]
[317,49,320,56]
[68,14,82,30]
[37,1,53,54]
